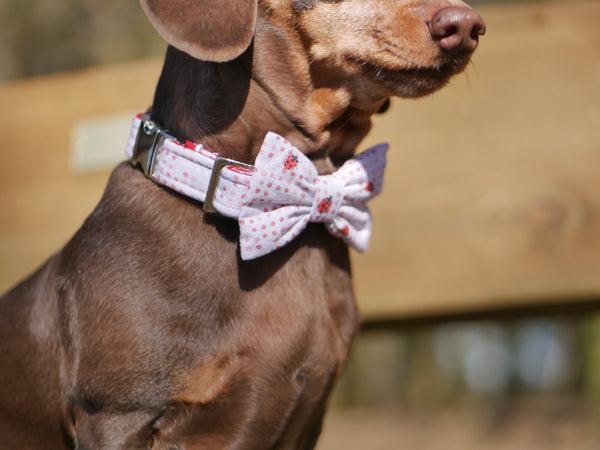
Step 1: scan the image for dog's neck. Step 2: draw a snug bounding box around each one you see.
[150,45,382,171]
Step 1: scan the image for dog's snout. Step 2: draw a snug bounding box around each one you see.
[429,7,486,54]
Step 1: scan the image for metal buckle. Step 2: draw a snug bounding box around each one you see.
[203,157,253,213]
[131,114,254,215]
[131,114,176,182]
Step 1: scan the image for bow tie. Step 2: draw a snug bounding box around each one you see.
[239,133,387,259]
[126,114,387,260]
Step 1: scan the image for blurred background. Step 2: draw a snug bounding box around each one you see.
[1,0,599,448]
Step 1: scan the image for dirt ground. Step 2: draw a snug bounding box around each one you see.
[317,397,599,450]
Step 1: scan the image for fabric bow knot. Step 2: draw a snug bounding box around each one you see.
[239,132,387,260]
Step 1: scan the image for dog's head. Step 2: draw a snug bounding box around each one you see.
[140,0,484,100]
[140,0,484,158]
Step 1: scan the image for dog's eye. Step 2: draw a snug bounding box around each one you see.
[292,0,343,12]
[292,0,316,11]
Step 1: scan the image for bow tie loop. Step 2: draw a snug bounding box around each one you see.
[309,174,345,223]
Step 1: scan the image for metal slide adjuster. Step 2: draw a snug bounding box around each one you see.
[203,157,254,214]
[131,114,176,183]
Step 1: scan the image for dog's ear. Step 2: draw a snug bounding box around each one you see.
[140,0,257,62]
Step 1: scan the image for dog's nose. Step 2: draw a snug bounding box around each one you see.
[429,7,486,54]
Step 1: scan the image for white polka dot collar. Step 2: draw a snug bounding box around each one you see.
[126,113,388,260]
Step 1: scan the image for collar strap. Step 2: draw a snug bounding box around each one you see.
[127,113,254,217]
[125,114,388,260]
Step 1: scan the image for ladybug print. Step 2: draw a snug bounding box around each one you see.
[317,196,333,214]
[283,153,299,170]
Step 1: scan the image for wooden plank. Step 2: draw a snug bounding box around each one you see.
[0,59,163,288]
[0,1,599,322]
[354,0,600,320]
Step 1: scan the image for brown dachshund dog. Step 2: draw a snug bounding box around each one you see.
[0,0,484,448]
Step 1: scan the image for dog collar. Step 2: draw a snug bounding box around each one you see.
[126,113,388,260]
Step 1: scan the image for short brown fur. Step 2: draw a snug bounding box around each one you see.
[0,0,483,447]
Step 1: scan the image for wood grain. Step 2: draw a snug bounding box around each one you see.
[1,1,599,322]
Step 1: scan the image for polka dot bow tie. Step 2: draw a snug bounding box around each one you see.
[127,114,388,260]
